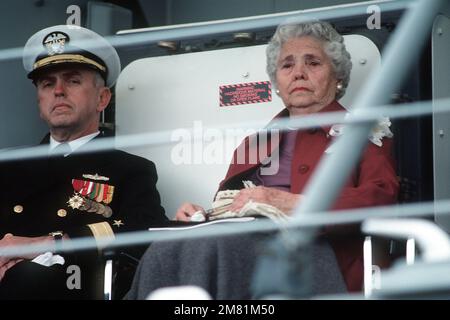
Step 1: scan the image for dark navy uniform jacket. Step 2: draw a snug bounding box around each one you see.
[0,133,168,298]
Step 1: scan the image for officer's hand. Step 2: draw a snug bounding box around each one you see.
[175,202,205,221]
[0,233,24,280]
[0,233,53,260]
[0,257,23,282]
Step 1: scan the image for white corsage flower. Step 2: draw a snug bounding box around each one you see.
[368,117,393,147]
[327,116,393,149]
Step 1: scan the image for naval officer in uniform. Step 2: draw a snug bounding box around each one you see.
[0,25,168,299]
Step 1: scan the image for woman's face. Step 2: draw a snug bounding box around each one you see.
[276,36,338,116]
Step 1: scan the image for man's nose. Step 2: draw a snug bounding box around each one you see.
[54,79,66,96]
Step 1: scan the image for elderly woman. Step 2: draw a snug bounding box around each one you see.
[126,21,398,299]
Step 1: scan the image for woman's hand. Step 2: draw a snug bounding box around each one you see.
[229,186,303,214]
[175,202,205,221]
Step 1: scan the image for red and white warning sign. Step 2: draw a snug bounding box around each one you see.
[219,81,272,107]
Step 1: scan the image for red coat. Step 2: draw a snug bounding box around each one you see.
[218,101,399,292]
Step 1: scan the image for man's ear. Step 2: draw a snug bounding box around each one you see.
[97,87,112,112]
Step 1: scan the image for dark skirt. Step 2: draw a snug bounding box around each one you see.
[125,225,347,300]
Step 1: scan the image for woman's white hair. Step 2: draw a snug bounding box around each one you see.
[266,21,352,100]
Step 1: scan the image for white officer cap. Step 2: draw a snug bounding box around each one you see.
[23,25,121,87]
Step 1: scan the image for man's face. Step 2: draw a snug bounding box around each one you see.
[35,67,110,136]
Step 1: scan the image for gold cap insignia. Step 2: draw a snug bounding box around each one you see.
[43,32,69,56]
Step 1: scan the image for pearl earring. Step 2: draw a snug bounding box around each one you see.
[336,83,343,91]
[276,89,280,95]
